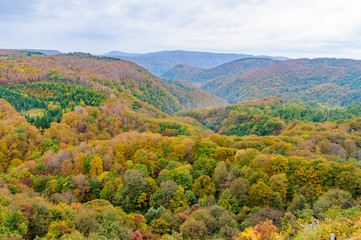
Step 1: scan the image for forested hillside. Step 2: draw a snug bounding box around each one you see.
[160,80,228,109]
[0,50,226,122]
[161,58,280,86]
[177,97,361,136]
[202,58,361,105]
[1,50,361,240]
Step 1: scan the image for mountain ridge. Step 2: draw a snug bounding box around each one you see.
[203,57,361,106]
[102,50,290,76]
[0,50,227,116]
[161,58,281,86]
[1,50,361,240]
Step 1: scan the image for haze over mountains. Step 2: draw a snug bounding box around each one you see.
[161,58,281,87]
[158,56,361,107]
[103,50,289,76]
[6,48,361,108]
[201,58,361,106]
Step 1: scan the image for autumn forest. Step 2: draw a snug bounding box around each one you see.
[1,49,361,240]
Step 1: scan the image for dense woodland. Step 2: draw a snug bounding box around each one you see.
[203,58,361,106]
[178,97,361,136]
[161,58,280,86]
[1,50,361,239]
[161,56,361,106]
[0,50,227,115]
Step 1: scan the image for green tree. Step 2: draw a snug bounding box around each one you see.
[249,181,274,207]
[192,175,216,198]
[270,155,289,175]
[100,181,114,202]
[313,188,353,218]
[287,195,307,213]
[218,190,241,213]
[169,186,190,211]
[269,174,288,200]
[166,165,193,190]
[212,161,228,190]
[229,178,250,207]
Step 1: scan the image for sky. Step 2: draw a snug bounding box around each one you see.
[1,0,361,58]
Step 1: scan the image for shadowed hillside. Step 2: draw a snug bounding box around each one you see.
[161,58,280,86]
[202,58,361,106]
[0,50,226,117]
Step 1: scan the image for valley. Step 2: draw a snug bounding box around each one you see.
[0,49,360,240]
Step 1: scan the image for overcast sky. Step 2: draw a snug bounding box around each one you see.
[1,0,361,58]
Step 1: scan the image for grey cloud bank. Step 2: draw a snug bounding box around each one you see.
[1,0,361,58]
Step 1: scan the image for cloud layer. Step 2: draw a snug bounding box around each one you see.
[1,0,361,58]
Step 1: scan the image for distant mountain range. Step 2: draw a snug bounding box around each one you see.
[161,58,280,86]
[102,50,289,76]
[10,49,361,107]
[200,58,361,106]
[160,56,361,106]
[104,51,141,57]
[0,50,227,113]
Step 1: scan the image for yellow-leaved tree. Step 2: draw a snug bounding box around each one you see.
[89,156,103,177]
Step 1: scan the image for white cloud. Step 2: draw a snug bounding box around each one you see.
[1,0,361,58]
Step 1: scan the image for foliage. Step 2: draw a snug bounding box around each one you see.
[0,51,360,239]
[203,58,361,106]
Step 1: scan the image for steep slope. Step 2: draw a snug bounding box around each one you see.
[3,86,361,240]
[0,50,226,116]
[103,50,288,76]
[0,50,182,114]
[161,58,280,86]
[3,51,361,240]
[203,58,361,106]
[161,64,204,84]
[160,79,228,109]
[177,96,361,136]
